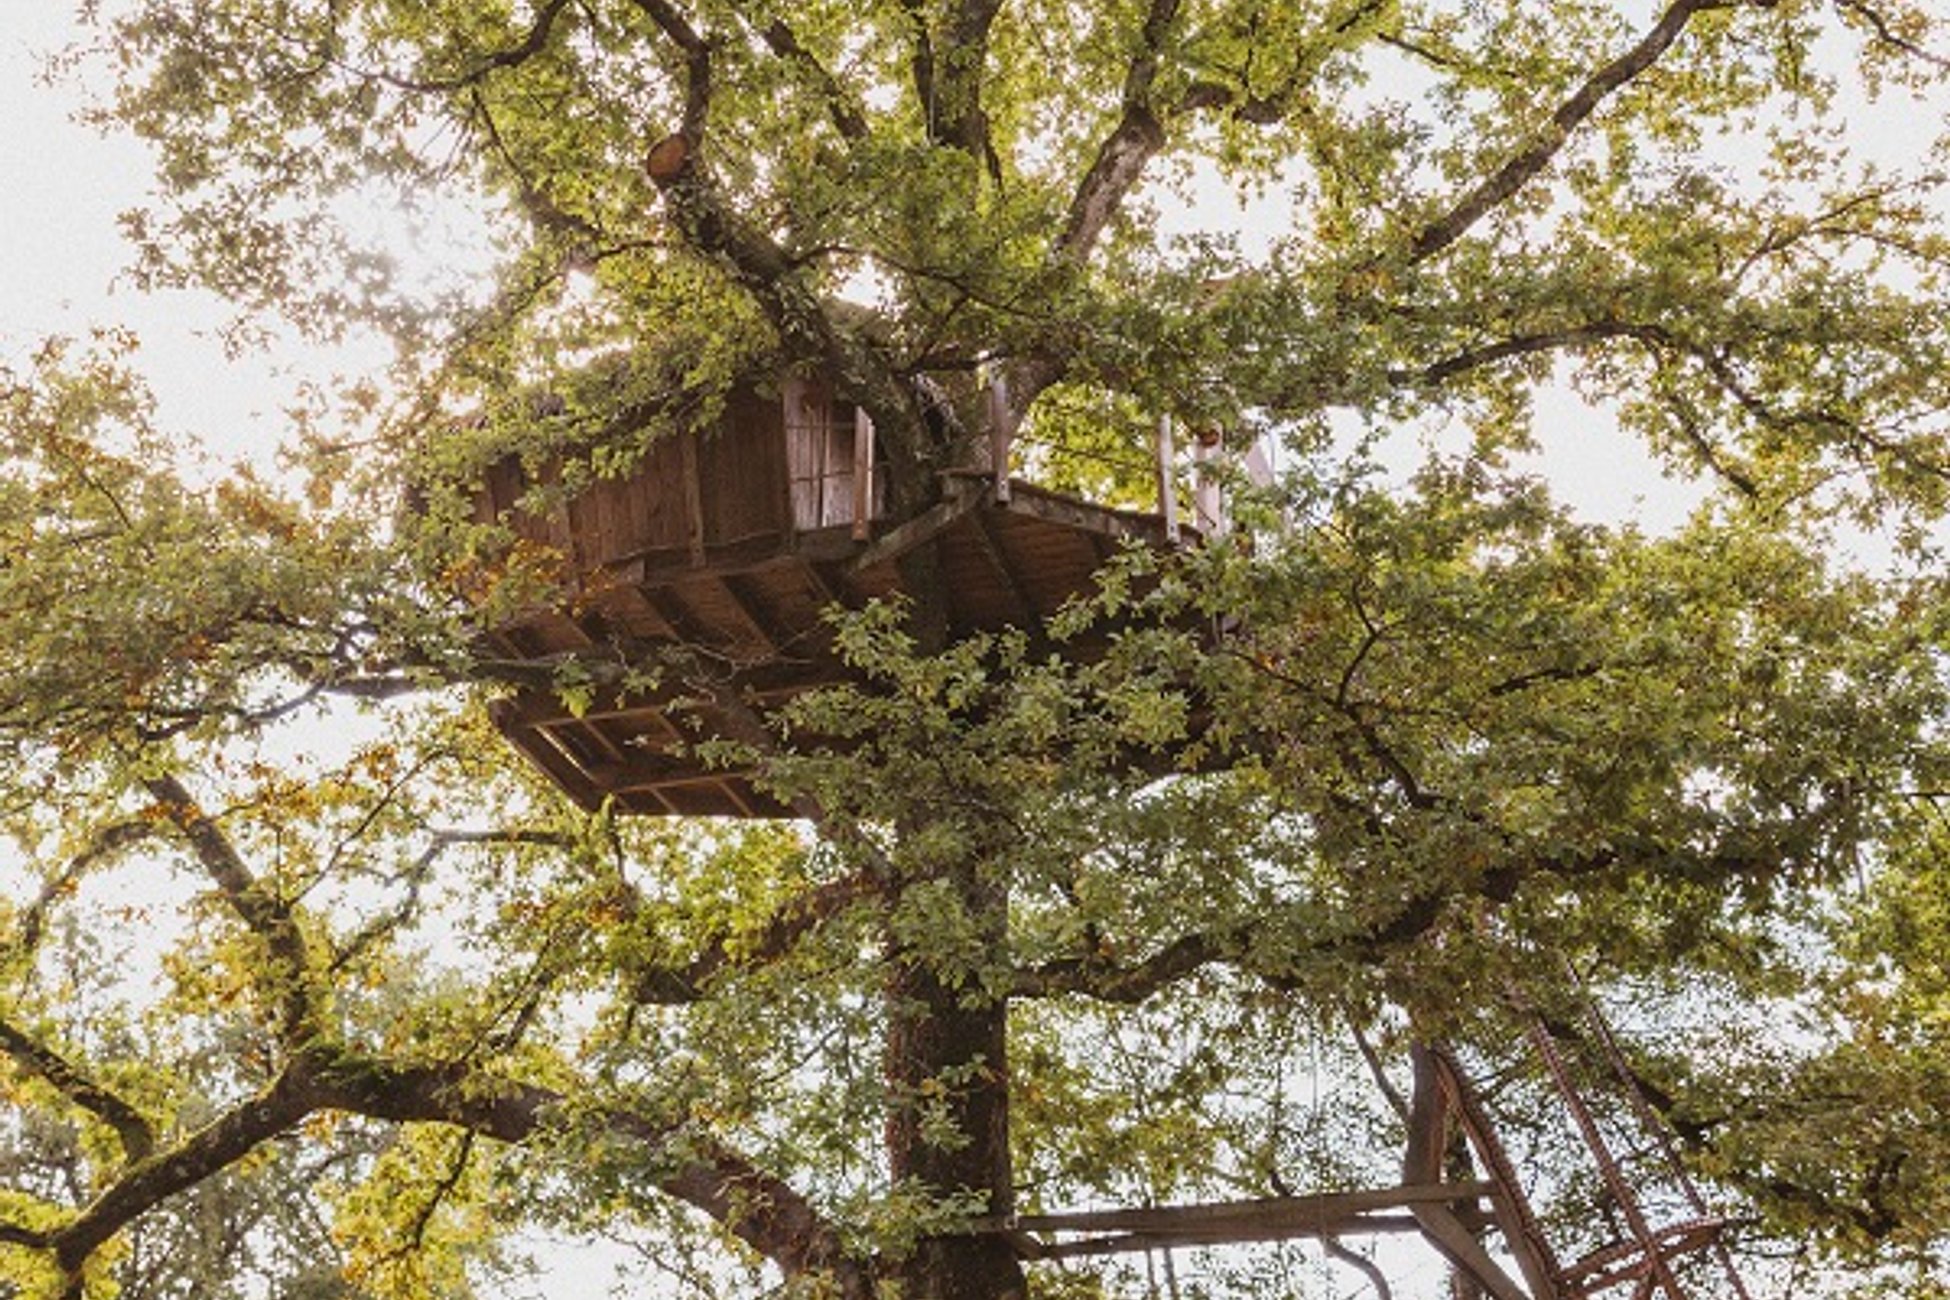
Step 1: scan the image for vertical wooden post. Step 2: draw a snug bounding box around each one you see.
[987,369,1014,504]
[1433,1047,1567,1300]
[780,376,807,539]
[852,406,874,541]
[679,429,707,564]
[1155,414,1179,544]
[1193,427,1225,538]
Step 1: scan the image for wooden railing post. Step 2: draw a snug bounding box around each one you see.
[987,368,1014,504]
[1155,414,1179,544]
[852,406,874,541]
[1192,425,1225,538]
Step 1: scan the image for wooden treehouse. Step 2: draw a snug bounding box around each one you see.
[466,372,1756,1299]
[472,374,1243,818]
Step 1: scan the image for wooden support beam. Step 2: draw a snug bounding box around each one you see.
[641,584,721,652]
[968,508,1038,627]
[494,722,607,812]
[595,578,677,640]
[994,483,1172,547]
[1006,1182,1496,1237]
[712,574,785,659]
[988,370,1015,505]
[562,718,630,766]
[1027,1213,1435,1261]
[1434,1047,1567,1300]
[1411,1203,1537,1300]
[1192,431,1225,538]
[847,494,977,575]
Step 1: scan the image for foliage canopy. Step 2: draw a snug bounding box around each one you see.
[6,0,1950,1296]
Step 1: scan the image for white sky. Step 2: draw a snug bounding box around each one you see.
[0,7,394,479]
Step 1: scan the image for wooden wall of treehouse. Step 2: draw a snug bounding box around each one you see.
[472,377,884,577]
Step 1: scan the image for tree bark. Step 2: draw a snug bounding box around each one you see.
[883,864,1022,1300]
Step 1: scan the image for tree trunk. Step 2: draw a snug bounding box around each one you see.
[875,414,1024,1300]
[883,918,1023,1300]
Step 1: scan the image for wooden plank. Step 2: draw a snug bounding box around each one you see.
[497,725,605,812]
[1411,1203,1538,1300]
[852,407,874,541]
[1011,1183,1497,1236]
[680,429,707,565]
[1156,413,1178,542]
[778,380,803,543]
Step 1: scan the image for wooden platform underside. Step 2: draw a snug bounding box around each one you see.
[488,479,1182,817]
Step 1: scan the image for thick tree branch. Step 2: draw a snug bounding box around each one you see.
[1010,932,1228,1002]
[641,151,926,495]
[0,1016,154,1162]
[937,0,1006,173]
[51,1068,316,1274]
[34,1044,870,1296]
[313,1055,872,1297]
[143,774,319,1046]
[629,0,713,143]
[1056,0,1183,264]
[1011,845,1628,1004]
[1403,0,1737,266]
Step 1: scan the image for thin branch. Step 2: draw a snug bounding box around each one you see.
[1325,1235,1397,1299]
[1403,0,1737,266]
[751,14,870,140]
[630,869,882,1003]
[1834,0,1950,70]
[384,1130,476,1261]
[469,87,606,245]
[1380,316,1786,495]
[1347,1013,1412,1122]
[331,828,574,973]
[367,0,578,94]
[8,820,153,961]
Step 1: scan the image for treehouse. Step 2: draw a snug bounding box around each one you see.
[465,374,1759,1300]
[470,373,1242,818]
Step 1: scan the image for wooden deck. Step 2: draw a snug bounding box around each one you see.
[486,476,1186,816]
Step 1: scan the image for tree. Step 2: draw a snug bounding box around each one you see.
[4,0,1950,1296]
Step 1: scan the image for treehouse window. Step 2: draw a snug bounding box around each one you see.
[785,378,883,531]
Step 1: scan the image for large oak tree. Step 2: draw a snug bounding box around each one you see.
[5,0,1950,1296]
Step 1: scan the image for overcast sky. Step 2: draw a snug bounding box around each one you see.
[1,7,396,478]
